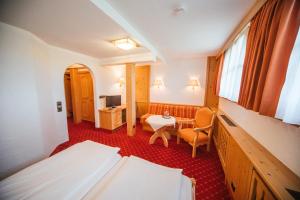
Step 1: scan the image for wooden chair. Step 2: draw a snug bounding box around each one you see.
[177,107,216,158]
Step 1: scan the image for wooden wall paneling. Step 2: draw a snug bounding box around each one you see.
[70,68,82,124]
[79,71,95,122]
[126,63,136,136]
[64,74,73,117]
[135,65,150,118]
[205,56,219,108]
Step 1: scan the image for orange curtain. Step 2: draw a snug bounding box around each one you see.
[213,53,225,96]
[238,0,300,116]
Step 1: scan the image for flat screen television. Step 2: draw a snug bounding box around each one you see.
[106,95,121,108]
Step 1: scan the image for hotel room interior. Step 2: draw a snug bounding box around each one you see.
[0,0,300,199]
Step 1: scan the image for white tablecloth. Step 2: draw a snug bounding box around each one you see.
[146,115,176,131]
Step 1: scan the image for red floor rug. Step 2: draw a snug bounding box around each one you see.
[52,119,230,200]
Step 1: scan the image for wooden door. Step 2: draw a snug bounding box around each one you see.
[135,65,150,118]
[64,73,73,117]
[205,56,219,108]
[79,71,94,122]
[70,68,82,123]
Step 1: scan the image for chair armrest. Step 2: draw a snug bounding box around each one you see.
[177,119,195,130]
[193,125,212,133]
[177,119,195,125]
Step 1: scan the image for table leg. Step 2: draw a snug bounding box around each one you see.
[149,127,169,147]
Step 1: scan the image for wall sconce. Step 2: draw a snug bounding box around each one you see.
[152,79,163,88]
[118,77,125,88]
[188,78,200,90]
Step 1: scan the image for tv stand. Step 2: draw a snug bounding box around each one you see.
[99,105,126,131]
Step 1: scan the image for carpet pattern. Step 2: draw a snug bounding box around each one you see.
[52,119,230,200]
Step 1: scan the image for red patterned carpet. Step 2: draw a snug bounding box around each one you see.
[52,119,230,200]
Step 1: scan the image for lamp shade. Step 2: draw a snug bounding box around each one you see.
[153,79,163,88]
[189,79,200,87]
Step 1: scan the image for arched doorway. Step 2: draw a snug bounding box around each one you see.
[64,64,95,124]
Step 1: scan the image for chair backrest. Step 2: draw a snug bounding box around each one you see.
[194,107,215,128]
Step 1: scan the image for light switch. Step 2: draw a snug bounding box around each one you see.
[57,101,62,112]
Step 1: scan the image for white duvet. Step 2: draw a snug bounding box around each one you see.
[84,156,187,200]
[0,140,121,200]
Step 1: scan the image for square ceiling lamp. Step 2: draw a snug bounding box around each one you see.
[113,38,137,50]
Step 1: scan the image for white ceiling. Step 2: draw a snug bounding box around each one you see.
[106,0,256,58]
[0,0,149,59]
[0,0,256,60]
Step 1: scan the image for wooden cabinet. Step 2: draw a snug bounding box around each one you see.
[215,111,300,200]
[215,120,253,200]
[214,121,229,170]
[249,170,276,200]
[226,137,253,200]
[99,106,126,130]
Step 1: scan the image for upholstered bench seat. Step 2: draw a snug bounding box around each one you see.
[140,103,201,133]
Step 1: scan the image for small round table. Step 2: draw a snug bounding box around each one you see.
[146,115,176,147]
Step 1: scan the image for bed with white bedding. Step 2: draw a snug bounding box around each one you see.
[0,141,121,200]
[0,140,195,200]
[84,155,194,200]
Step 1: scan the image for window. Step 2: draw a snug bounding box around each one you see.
[275,28,300,125]
[219,26,249,102]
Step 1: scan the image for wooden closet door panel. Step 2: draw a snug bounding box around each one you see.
[79,72,94,122]
[135,65,150,118]
[64,74,73,117]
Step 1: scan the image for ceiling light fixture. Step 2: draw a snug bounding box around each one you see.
[173,5,186,16]
[113,38,137,50]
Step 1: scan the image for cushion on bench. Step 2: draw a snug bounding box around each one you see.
[140,103,201,132]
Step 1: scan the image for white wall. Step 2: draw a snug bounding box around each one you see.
[98,58,207,106]
[0,22,105,179]
[219,98,300,177]
[97,65,126,104]
[150,58,207,105]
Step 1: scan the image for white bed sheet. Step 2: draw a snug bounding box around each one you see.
[84,156,192,200]
[179,175,193,200]
[0,140,121,200]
